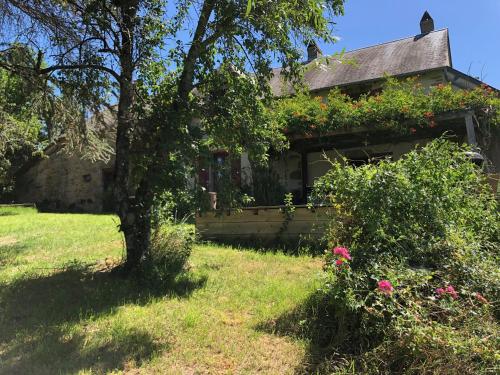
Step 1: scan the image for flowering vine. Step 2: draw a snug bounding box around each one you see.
[272,78,499,136]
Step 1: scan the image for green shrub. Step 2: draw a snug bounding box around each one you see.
[311,139,499,373]
[146,225,195,282]
[151,188,205,226]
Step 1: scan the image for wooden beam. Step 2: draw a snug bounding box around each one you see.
[465,113,477,145]
[301,152,308,203]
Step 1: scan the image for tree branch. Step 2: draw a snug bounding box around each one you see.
[177,0,216,107]
[39,63,121,81]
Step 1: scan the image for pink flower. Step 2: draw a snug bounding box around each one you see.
[445,285,458,300]
[333,246,351,261]
[378,280,394,295]
[436,285,459,300]
[435,288,445,297]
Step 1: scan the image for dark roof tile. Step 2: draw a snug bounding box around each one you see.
[270,29,451,95]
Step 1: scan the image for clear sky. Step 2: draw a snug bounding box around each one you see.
[315,0,500,88]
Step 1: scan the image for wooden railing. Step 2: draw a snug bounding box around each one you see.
[196,205,331,245]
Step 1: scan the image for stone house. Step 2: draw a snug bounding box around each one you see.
[15,113,116,213]
[201,13,499,207]
[197,12,500,243]
[14,12,499,214]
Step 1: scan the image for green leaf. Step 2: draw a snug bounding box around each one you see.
[245,0,253,17]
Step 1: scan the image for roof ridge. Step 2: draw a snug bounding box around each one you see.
[272,28,449,72]
[338,28,448,56]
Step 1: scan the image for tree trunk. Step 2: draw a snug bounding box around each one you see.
[113,0,148,273]
[120,186,153,273]
[114,0,215,273]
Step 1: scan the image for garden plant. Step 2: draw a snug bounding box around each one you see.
[310,139,499,373]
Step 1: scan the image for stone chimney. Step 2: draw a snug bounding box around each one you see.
[306,41,322,62]
[420,11,435,34]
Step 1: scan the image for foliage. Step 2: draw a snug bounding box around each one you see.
[248,162,287,206]
[0,51,45,196]
[311,139,500,373]
[272,77,500,135]
[145,224,195,282]
[197,65,288,163]
[0,45,114,198]
[0,110,42,196]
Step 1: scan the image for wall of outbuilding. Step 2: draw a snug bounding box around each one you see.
[15,150,114,213]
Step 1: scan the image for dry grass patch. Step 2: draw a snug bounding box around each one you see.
[0,236,17,246]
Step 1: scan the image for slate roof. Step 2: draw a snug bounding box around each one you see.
[270,29,452,96]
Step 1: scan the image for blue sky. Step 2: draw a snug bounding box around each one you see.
[315,0,500,88]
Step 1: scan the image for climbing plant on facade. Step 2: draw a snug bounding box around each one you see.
[272,77,500,136]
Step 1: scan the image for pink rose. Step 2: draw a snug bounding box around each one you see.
[378,280,394,295]
[445,285,458,300]
[436,285,459,300]
[435,288,445,297]
[333,246,352,261]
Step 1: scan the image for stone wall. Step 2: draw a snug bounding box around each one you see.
[15,149,114,213]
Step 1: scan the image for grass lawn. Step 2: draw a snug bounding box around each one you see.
[0,207,324,374]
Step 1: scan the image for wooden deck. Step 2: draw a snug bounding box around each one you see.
[195,205,331,245]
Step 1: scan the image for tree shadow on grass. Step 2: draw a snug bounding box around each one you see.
[0,261,207,374]
[255,291,365,375]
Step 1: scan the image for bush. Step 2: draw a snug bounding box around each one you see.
[146,225,195,282]
[311,139,499,373]
[151,189,203,226]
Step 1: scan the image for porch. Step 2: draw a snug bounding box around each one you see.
[195,111,499,245]
[196,205,330,246]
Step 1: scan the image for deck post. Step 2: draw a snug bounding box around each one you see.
[301,152,308,203]
[465,112,477,145]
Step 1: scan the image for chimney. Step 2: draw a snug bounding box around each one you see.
[306,41,322,62]
[420,11,435,34]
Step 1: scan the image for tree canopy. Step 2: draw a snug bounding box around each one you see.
[0,47,46,196]
[0,0,346,272]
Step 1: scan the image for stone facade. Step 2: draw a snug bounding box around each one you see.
[15,146,115,213]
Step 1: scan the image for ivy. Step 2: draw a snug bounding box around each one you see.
[271,77,500,135]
